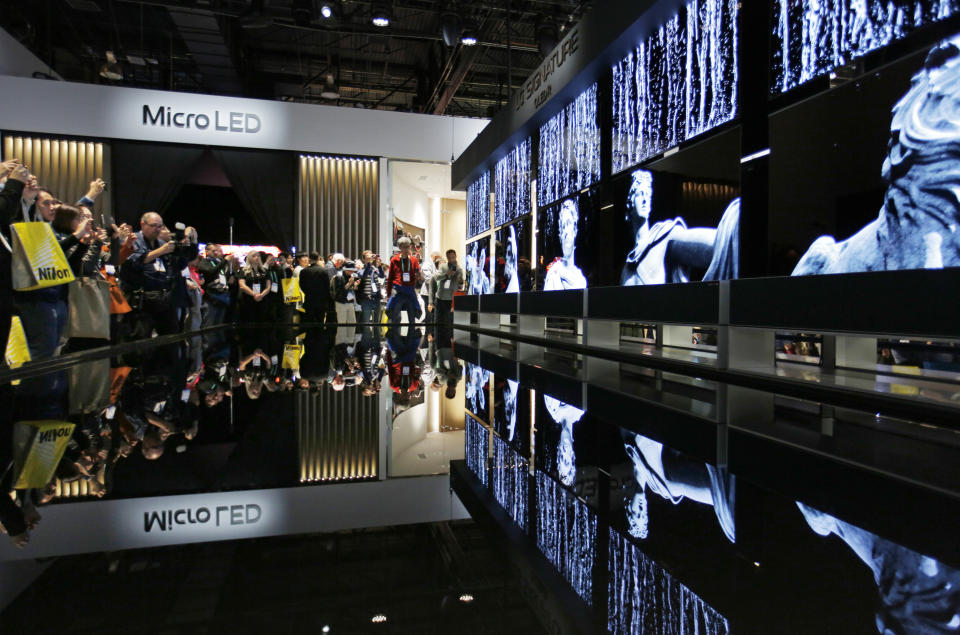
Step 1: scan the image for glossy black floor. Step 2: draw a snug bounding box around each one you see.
[1,324,959,633]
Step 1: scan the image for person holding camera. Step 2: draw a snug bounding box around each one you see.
[120,212,198,338]
[197,243,236,331]
[329,253,359,331]
[357,250,384,324]
[428,249,464,327]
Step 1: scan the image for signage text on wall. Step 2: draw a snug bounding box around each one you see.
[514,29,580,112]
[142,105,262,133]
[143,503,262,532]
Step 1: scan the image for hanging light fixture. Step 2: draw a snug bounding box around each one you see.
[440,9,463,47]
[371,2,391,27]
[320,72,340,99]
[319,1,340,19]
[99,51,123,81]
[460,21,478,46]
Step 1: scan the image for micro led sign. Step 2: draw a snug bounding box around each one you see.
[142,104,262,133]
[143,503,262,533]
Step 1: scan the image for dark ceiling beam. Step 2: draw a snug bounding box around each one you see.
[432,44,481,115]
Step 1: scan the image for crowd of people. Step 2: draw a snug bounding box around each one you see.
[0,156,470,548]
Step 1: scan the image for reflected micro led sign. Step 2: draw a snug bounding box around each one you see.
[467,171,490,238]
[611,0,739,173]
[538,82,601,208]
[772,0,959,95]
[494,137,532,227]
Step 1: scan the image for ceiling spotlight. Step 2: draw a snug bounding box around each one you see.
[460,24,478,46]
[321,627,331,634]
[371,3,391,27]
[99,51,123,81]
[441,10,463,47]
[320,3,333,19]
[459,593,475,603]
[371,614,387,624]
[320,73,339,100]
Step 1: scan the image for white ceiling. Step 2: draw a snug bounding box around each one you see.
[392,161,465,201]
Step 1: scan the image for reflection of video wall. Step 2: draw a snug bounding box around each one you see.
[536,471,597,605]
[465,362,490,423]
[771,0,958,95]
[539,82,601,208]
[465,414,489,486]
[493,378,530,454]
[465,236,492,295]
[491,435,529,531]
[611,0,739,173]
[494,137,532,227]
[493,215,533,293]
[466,171,490,239]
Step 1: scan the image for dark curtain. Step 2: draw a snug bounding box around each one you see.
[212,148,296,248]
[112,142,205,225]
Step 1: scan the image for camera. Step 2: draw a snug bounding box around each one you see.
[172,222,187,243]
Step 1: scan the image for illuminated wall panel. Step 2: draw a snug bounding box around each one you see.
[536,471,597,604]
[465,414,490,486]
[467,171,491,238]
[297,390,378,483]
[611,0,739,173]
[491,435,528,531]
[772,0,959,94]
[298,155,378,260]
[538,82,601,207]
[494,137,532,227]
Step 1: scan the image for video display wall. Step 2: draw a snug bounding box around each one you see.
[466,171,490,239]
[493,215,534,293]
[538,82,602,208]
[537,188,604,290]
[611,0,739,174]
[494,137,532,227]
[465,236,492,295]
[771,0,959,95]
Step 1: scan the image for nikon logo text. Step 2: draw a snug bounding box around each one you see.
[37,267,71,281]
[38,428,71,443]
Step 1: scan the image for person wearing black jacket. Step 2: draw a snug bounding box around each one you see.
[0,160,28,354]
[197,243,235,330]
[298,252,331,325]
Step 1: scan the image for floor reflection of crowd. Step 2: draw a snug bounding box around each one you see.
[0,320,462,549]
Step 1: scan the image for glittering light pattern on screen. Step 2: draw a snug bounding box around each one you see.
[494,137,532,227]
[539,82,601,208]
[772,0,959,94]
[491,435,528,531]
[611,0,739,174]
[465,415,489,486]
[608,528,731,635]
[467,172,490,239]
[536,472,597,604]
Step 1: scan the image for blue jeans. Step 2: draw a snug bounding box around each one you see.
[16,298,68,360]
[387,287,421,324]
[360,299,380,324]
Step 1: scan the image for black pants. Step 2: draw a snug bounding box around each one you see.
[436,298,453,326]
[304,304,329,325]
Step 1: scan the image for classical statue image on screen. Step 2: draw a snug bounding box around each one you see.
[465,362,491,417]
[620,169,741,286]
[792,35,960,276]
[622,430,736,543]
[503,224,520,293]
[544,395,586,487]
[797,502,960,634]
[466,240,491,295]
[544,199,588,290]
[502,378,519,441]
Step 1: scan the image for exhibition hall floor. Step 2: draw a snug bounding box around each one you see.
[1,326,958,633]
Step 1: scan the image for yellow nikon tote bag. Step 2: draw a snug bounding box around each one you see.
[282,277,303,304]
[10,222,75,291]
[11,420,76,489]
[5,316,31,386]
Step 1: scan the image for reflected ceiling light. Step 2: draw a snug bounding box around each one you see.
[371,3,391,27]
[321,627,331,633]
[319,1,340,19]
[371,614,387,623]
[320,73,340,99]
[441,10,463,47]
[459,593,475,603]
[99,51,123,81]
[460,23,478,46]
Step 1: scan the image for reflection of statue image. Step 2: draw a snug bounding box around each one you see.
[466,243,492,295]
[622,430,735,543]
[621,169,740,285]
[465,363,490,415]
[503,379,519,441]
[793,36,960,275]
[544,199,588,290]
[504,225,520,293]
[544,395,585,487]
[797,502,960,634]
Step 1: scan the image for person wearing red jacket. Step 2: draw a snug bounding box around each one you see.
[385,236,422,324]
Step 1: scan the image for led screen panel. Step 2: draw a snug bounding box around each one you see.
[465,413,490,487]
[772,34,960,276]
[611,0,739,174]
[491,434,529,532]
[494,137,532,227]
[539,82,601,208]
[465,361,491,424]
[608,167,740,286]
[493,215,534,293]
[536,471,597,605]
[466,171,490,239]
[772,0,960,95]
[465,236,492,295]
[536,188,606,290]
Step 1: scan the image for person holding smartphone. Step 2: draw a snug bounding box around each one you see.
[428,249,463,327]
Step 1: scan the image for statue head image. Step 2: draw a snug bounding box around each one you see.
[544,395,585,487]
[558,198,579,260]
[627,169,654,224]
